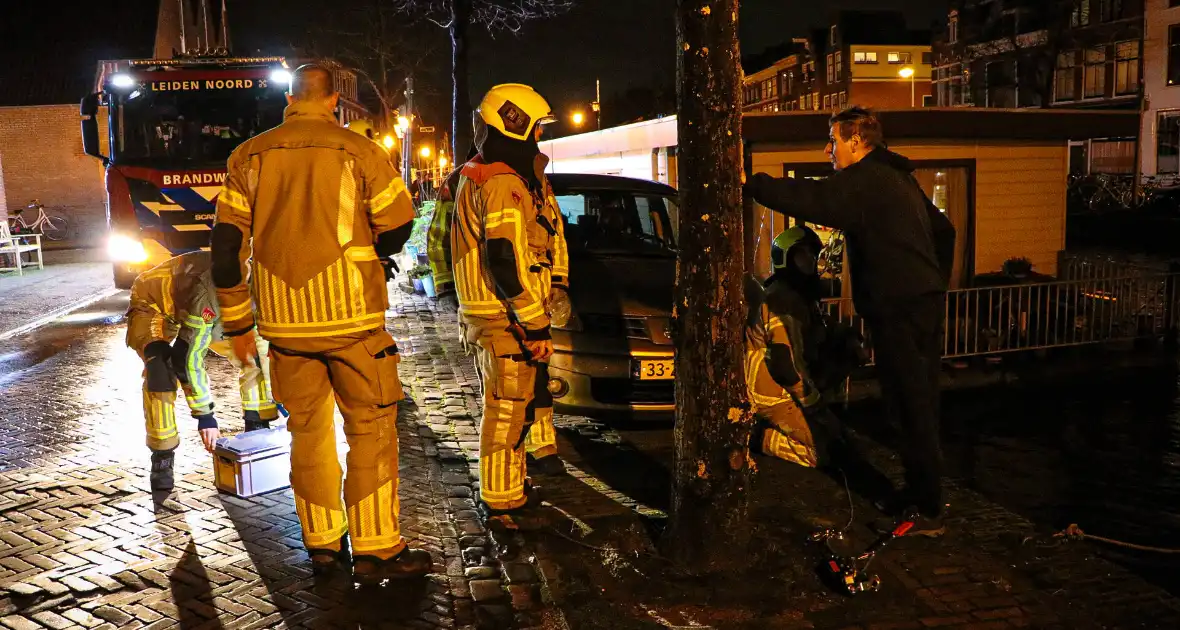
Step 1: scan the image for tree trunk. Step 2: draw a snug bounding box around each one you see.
[664,0,755,574]
[451,0,474,161]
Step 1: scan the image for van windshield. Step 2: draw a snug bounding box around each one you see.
[553,190,678,255]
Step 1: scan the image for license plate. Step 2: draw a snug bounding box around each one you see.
[636,359,675,380]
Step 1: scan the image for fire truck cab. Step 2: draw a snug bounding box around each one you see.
[81,56,291,288]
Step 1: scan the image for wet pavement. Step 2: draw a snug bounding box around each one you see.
[2,277,1180,628]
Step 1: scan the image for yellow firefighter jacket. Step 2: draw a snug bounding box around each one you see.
[451,156,569,337]
[125,251,226,414]
[213,100,415,347]
[427,168,463,297]
[745,279,822,409]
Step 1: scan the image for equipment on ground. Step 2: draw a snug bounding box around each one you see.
[810,513,916,595]
[213,427,292,498]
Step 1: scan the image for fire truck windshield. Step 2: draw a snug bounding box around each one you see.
[113,86,287,167]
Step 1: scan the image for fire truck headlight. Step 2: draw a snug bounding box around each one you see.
[269,70,292,85]
[110,74,136,89]
[108,234,148,264]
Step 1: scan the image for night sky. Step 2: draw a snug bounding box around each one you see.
[2,0,948,123]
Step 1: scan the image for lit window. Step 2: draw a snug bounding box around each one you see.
[948,11,958,44]
[1115,40,1139,96]
[1054,51,1079,102]
[826,54,834,83]
[1084,47,1106,98]
[853,51,878,64]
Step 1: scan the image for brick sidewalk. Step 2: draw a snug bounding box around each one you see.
[0,289,524,629]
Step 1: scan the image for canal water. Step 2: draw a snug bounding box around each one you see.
[847,362,1180,596]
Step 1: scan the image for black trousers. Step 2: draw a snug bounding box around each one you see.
[866,293,945,518]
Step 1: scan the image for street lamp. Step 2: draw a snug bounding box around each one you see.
[899,66,915,108]
[382,135,395,150]
[572,111,586,127]
[439,156,449,169]
[420,146,432,159]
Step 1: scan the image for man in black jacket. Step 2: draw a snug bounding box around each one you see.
[744,107,956,536]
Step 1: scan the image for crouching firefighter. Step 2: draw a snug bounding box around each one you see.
[746,227,871,467]
[125,251,278,492]
[453,83,573,526]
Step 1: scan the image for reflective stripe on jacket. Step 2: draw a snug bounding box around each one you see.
[452,158,566,336]
[213,100,414,341]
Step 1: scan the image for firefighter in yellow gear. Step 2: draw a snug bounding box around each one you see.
[211,64,430,583]
[125,251,278,492]
[745,227,828,467]
[452,84,572,523]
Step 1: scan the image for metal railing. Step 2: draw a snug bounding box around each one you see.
[821,272,1180,361]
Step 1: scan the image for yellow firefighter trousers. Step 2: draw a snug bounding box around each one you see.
[268,331,407,556]
[746,349,818,468]
[140,337,275,451]
[472,328,548,510]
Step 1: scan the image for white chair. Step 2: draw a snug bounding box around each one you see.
[0,220,44,276]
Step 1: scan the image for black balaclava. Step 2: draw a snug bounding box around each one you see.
[767,244,822,302]
[476,120,542,193]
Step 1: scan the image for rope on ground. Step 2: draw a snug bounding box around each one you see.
[1054,524,1180,554]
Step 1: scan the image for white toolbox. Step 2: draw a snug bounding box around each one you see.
[213,428,292,498]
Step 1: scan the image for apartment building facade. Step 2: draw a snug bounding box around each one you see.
[742,12,932,113]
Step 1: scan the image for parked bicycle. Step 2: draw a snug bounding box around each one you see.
[8,200,68,241]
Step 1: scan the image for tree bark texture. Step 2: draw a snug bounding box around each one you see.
[665,0,755,574]
[451,0,474,161]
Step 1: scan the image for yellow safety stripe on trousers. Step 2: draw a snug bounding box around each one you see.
[369,178,412,215]
[219,187,251,215]
[525,410,556,453]
[143,390,178,441]
[762,428,818,467]
[294,494,349,549]
[347,480,404,553]
[479,369,528,508]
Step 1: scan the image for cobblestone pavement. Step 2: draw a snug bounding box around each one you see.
[0,287,526,629]
[5,281,1180,629]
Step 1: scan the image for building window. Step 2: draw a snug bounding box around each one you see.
[1072,1,1091,27]
[823,94,831,109]
[1170,25,1180,86]
[1055,51,1078,101]
[1099,0,1123,23]
[840,91,847,108]
[888,52,912,64]
[986,60,1016,108]
[1158,111,1180,174]
[922,51,933,65]
[830,25,837,46]
[948,11,958,44]
[923,94,934,107]
[800,96,806,109]
[853,51,878,64]
[826,54,834,83]
[834,51,842,80]
[1084,47,1106,98]
[1115,40,1139,96]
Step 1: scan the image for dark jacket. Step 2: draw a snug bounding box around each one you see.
[745,148,956,318]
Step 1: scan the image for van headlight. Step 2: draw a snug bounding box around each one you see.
[108,234,148,264]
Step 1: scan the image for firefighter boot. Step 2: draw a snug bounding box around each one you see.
[526,453,566,476]
[242,410,271,433]
[309,534,351,576]
[352,547,433,585]
[149,449,175,492]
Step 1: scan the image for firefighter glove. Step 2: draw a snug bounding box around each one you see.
[548,286,572,328]
[228,328,259,365]
[380,257,399,282]
[170,339,191,384]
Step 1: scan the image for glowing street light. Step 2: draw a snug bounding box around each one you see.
[899,66,916,107]
[439,156,449,169]
[419,146,432,159]
[382,135,395,150]
[571,111,586,126]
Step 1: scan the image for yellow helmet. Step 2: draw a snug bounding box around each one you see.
[347,119,391,154]
[475,83,556,142]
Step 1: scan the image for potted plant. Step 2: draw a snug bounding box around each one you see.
[408,263,431,294]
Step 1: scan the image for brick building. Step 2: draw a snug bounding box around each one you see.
[742,12,932,114]
[1140,0,1180,182]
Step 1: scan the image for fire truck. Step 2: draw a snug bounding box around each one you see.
[81,56,291,288]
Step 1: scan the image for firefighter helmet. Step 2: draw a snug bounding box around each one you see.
[474,84,557,142]
[771,226,822,273]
